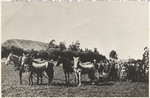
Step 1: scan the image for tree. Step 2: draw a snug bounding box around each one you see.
[2,46,11,58]
[68,40,81,51]
[109,50,118,59]
[28,49,39,58]
[58,41,67,51]
[38,50,49,60]
[94,48,99,54]
[128,58,135,63]
[80,49,84,52]
[75,40,80,51]
[47,39,56,49]
[85,48,92,53]
[143,47,149,66]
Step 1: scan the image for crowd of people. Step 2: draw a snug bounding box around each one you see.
[94,59,148,82]
[94,47,149,83]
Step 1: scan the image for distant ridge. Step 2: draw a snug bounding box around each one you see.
[2,39,48,51]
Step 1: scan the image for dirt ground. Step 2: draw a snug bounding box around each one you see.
[1,59,149,97]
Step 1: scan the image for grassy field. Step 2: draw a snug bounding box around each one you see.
[1,59,149,97]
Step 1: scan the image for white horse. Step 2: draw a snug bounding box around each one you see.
[73,57,96,86]
[5,53,27,85]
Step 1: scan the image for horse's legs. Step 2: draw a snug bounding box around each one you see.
[19,70,22,85]
[77,73,80,84]
[36,74,39,85]
[28,72,31,85]
[67,72,70,85]
[78,72,81,86]
[90,71,94,84]
[75,72,77,84]
[40,73,43,84]
[64,72,67,84]
[46,72,51,85]
[29,76,30,85]
[88,72,92,83]
[31,72,33,86]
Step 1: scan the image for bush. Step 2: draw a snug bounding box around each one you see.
[2,40,106,62]
[2,46,27,58]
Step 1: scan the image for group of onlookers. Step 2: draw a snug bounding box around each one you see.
[94,47,149,83]
[125,62,148,82]
[94,59,149,82]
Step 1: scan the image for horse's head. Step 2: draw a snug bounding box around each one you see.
[73,57,79,69]
[5,52,13,66]
[21,53,28,66]
[56,56,63,66]
[21,53,33,70]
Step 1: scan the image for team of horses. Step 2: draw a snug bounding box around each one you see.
[5,53,101,86]
[4,52,147,86]
[5,53,54,86]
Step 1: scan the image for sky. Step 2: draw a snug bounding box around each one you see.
[1,2,149,59]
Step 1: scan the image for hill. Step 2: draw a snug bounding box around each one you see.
[2,39,48,51]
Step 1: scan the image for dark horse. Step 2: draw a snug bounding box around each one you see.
[5,53,25,85]
[22,54,54,86]
[56,56,74,85]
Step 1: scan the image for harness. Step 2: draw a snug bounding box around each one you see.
[32,61,49,69]
[33,59,47,64]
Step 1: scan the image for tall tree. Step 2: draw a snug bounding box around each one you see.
[75,40,80,51]
[48,39,56,49]
[109,50,118,59]
[94,48,99,54]
[58,41,67,51]
[85,48,92,53]
[143,47,149,66]
[68,40,81,51]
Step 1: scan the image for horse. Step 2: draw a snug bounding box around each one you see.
[56,56,74,86]
[5,52,26,85]
[21,54,54,86]
[73,57,97,86]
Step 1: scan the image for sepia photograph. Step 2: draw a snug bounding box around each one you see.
[1,1,149,97]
